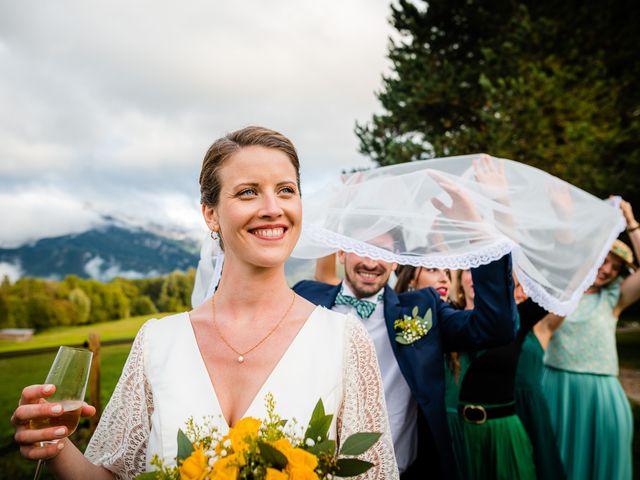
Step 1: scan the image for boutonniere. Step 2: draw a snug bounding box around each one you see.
[394,306,432,345]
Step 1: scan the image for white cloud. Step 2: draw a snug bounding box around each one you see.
[0,188,106,247]
[0,0,392,244]
[0,261,22,282]
[83,256,159,282]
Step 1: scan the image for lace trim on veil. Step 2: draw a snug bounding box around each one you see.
[514,204,627,316]
[303,224,515,269]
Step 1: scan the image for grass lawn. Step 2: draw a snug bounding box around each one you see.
[0,313,175,353]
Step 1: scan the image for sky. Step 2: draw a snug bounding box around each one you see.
[0,0,395,247]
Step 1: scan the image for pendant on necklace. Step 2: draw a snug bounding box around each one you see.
[238,355,245,363]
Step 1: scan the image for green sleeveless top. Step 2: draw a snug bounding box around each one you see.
[544,277,622,376]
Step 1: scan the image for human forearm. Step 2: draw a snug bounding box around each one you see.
[626,221,640,260]
[441,254,517,350]
[314,254,341,285]
[616,200,640,312]
[48,439,114,480]
[620,199,640,257]
[469,253,517,343]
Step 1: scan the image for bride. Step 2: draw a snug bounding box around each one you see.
[11,126,399,479]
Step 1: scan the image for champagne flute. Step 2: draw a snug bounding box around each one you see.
[30,346,93,480]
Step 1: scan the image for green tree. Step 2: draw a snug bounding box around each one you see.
[157,270,195,312]
[356,0,640,206]
[69,288,92,324]
[0,289,9,328]
[131,295,158,316]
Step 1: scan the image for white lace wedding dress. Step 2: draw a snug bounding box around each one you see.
[85,306,399,479]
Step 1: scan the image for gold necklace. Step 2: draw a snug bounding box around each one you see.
[211,291,296,364]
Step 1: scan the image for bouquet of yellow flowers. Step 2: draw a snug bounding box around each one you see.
[135,394,380,480]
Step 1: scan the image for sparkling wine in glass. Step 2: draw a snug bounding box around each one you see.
[30,346,93,480]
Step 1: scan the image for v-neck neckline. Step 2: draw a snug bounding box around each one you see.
[186,305,321,428]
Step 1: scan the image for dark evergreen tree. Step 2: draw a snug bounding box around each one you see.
[356,0,640,206]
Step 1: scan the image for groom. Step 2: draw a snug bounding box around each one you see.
[293,235,517,479]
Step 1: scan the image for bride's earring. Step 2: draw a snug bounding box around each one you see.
[210,228,219,241]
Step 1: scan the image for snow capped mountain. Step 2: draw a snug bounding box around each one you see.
[0,215,201,281]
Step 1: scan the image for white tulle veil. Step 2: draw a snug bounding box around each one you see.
[192,154,625,315]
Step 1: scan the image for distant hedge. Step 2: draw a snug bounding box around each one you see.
[0,270,194,330]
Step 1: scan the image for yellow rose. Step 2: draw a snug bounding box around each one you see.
[179,447,208,480]
[286,448,318,471]
[229,417,261,452]
[272,438,294,457]
[271,440,319,480]
[287,466,319,480]
[210,453,241,480]
[265,467,289,480]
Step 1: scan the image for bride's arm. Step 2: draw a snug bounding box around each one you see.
[83,321,154,478]
[337,317,399,479]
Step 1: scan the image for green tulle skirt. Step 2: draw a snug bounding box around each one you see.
[542,366,633,480]
[515,333,566,479]
[463,408,536,480]
[446,409,469,480]
[444,354,470,479]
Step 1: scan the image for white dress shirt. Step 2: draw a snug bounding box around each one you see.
[332,282,418,474]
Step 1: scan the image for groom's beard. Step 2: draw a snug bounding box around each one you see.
[344,260,392,299]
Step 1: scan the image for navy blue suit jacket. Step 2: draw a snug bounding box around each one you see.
[293,254,517,479]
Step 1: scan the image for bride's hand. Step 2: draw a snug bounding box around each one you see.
[11,384,96,461]
[430,173,482,224]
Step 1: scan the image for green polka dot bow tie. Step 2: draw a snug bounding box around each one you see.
[335,292,381,319]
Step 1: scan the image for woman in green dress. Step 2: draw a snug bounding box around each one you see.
[455,272,538,479]
[513,274,566,480]
[542,200,640,480]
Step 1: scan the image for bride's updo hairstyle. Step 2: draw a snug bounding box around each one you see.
[199,126,301,208]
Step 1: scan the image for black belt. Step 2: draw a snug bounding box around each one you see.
[459,402,517,424]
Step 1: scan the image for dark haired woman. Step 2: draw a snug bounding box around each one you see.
[456,272,539,480]
[11,127,399,479]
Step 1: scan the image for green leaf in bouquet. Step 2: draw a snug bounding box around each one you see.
[423,308,432,329]
[258,441,288,469]
[133,473,160,480]
[412,306,419,318]
[308,438,336,456]
[335,458,375,477]
[176,429,194,461]
[339,432,382,456]
[304,398,333,443]
[395,334,410,345]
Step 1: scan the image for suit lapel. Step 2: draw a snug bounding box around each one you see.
[321,283,342,309]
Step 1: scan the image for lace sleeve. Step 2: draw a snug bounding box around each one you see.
[84,321,154,479]
[337,316,399,479]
